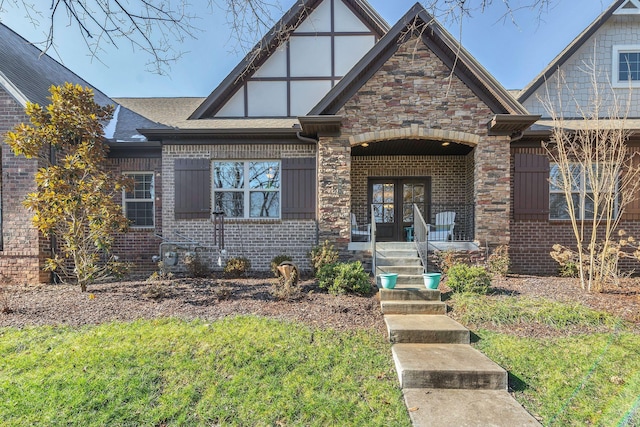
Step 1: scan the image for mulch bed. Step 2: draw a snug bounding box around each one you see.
[0,276,385,333]
[1,274,638,336]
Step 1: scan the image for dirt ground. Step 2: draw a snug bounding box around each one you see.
[1,274,638,333]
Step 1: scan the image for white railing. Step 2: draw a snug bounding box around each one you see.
[413,203,429,273]
[370,204,376,275]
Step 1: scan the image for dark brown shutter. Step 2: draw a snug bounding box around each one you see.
[514,153,550,220]
[174,158,211,219]
[281,157,316,220]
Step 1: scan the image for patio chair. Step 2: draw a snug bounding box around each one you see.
[427,211,456,241]
[351,213,371,242]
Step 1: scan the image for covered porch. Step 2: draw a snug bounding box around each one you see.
[349,137,476,245]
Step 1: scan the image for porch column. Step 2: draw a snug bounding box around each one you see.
[474,135,511,246]
[316,136,351,247]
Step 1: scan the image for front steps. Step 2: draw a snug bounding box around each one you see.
[376,242,540,426]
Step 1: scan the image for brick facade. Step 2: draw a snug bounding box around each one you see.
[317,35,510,250]
[0,87,49,283]
[162,143,318,273]
[108,157,163,274]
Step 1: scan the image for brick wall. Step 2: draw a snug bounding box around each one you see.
[108,156,163,274]
[317,35,509,249]
[0,87,48,283]
[162,143,318,272]
[351,154,471,224]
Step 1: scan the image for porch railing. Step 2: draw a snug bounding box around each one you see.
[423,203,475,242]
[413,203,429,273]
[370,204,376,275]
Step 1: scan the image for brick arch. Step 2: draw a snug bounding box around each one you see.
[348,126,481,147]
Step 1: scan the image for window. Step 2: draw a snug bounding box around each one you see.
[123,173,155,227]
[213,161,280,219]
[613,45,640,87]
[549,164,618,220]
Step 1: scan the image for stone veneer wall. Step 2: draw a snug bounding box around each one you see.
[108,157,163,274]
[0,87,49,283]
[163,143,318,272]
[317,35,510,249]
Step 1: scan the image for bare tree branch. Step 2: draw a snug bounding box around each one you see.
[0,0,560,75]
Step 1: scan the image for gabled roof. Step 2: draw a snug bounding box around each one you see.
[517,0,626,104]
[309,3,528,116]
[0,23,167,142]
[188,0,390,120]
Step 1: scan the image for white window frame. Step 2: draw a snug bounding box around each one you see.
[612,45,640,88]
[549,163,619,221]
[122,172,155,228]
[212,160,281,219]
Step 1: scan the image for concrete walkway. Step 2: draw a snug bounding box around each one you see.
[376,243,540,426]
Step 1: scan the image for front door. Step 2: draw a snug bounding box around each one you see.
[369,178,430,241]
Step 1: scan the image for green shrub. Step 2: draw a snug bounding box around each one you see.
[559,261,579,278]
[270,254,293,277]
[309,240,339,274]
[317,261,371,296]
[446,263,492,295]
[224,257,251,277]
[487,245,510,277]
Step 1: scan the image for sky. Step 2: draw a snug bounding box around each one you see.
[0,0,612,98]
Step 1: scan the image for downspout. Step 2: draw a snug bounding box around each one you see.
[510,130,525,142]
[296,132,318,144]
[296,131,320,244]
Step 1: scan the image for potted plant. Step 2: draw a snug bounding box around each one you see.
[423,272,441,289]
[379,273,398,289]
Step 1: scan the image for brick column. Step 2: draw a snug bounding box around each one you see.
[474,135,511,246]
[317,136,351,247]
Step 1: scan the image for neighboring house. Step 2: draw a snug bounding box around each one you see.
[1,0,638,283]
[513,0,640,274]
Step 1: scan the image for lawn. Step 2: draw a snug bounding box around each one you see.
[449,291,640,426]
[0,316,411,426]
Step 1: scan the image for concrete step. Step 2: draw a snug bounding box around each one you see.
[376,265,424,276]
[379,288,441,302]
[376,274,426,287]
[376,249,418,258]
[403,389,541,427]
[385,315,470,344]
[376,242,416,250]
[381,300,446,315]
[392,343,507,390]
[376,256,422,267]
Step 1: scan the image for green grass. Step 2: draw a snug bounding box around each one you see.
[0,316,410,426]
[449,292,640,426]
[474,330,640,426]
[450,293,623,330]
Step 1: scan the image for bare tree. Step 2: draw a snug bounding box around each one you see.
[540,57,640,292]
[0,0,557,75]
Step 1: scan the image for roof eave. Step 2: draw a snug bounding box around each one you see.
[488,114,542,136]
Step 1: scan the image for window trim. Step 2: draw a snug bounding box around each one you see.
[612,45,640,88]
[549,163,619,221]
[212,160,281,220]
[122,171,155,229]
